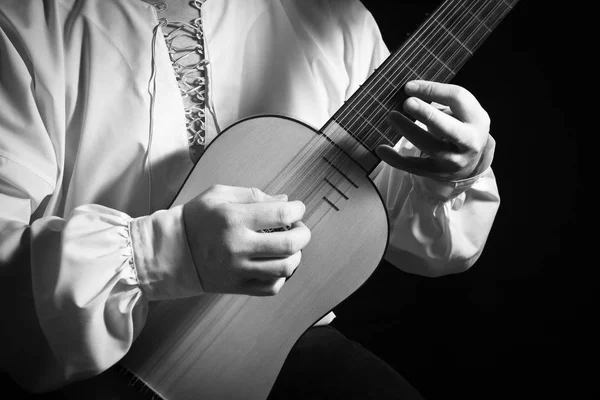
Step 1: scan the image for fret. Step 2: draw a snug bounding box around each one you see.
[348,116,385,143]
[429,64,456,85]
[502,0,517,9]
[332,112,385,150]
[322,0,520,164]
[394,58,423,80]
[364,90,393,113]
[443,3,488,48]
[396,50,439,80]
[484,2,515,31]
[460,0,493,33]
[411,44,457,77]
[326,118,373,153]
[377,124,399,147]
[433,17,474,55]
[380,74,400,90]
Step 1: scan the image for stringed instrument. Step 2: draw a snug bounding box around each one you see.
[61,1,520,399]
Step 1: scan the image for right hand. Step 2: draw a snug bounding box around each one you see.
[182,184,311,296]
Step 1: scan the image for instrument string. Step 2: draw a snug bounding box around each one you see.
[311,0,505,196]
[339,0,494,151]
[312,0,473,183]
[268,0,484,211]
[286,1,461,193]
[263,0,511,218]
[318,0,466,175]
[281,0,468,205]
[366,0,513,149]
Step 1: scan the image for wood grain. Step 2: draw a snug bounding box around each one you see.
[122,116,389,400]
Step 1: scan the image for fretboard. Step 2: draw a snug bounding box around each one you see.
[322,0,519,171]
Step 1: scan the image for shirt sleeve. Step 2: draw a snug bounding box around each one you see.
[0,7,202,393]
[347,3,501,277]
[372,138,500,277]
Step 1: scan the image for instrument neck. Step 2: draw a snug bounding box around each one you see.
[320,0,519,173]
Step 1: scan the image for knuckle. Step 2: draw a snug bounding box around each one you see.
[283,252,301,277]
[249,187,264,201]
[423,82,434,97]
[281,236,298,254]
[217,203,238,226]
[452,85,470,102]
[220,239,237,260]
[277,206,294,225]
[424,107,436,123]
[467,127,487,152]
[222,231,248,260]
[451,154,469,170]
[209,184,226,194]
[280,263,294,278]
[200,184,230,204]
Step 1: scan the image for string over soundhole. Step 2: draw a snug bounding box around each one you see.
[259,225,292,234]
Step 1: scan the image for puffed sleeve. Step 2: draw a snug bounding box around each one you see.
[345,2,501,276]
[0,3,202,393]
[372,138,500,276]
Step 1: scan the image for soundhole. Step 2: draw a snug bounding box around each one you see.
[259,225,291,233]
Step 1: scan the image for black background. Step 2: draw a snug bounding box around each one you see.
[2,1,591,399]
[333,1,592,399]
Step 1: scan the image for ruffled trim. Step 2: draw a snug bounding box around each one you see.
[129,205,202,300]
[30,204,147,382]
[156,0,208,162]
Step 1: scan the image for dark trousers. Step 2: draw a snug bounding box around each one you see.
[1,326,424,399]
[267,325,425,400]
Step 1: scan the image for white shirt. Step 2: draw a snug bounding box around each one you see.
[0,0,500,392]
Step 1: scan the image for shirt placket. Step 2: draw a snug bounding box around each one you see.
[150,0,208,164]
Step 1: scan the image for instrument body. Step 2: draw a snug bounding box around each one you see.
[57,1,521,397]
[122,115,389,400]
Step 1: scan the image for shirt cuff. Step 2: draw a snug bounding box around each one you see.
[129,205,203,300]
[411,170,486,201]
[412,134,496,202]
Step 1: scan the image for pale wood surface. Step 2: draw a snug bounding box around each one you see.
[122,116,389,400]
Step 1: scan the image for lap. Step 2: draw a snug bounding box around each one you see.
[267,325,425,400]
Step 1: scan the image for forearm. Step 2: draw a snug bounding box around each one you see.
[0,205,202,393]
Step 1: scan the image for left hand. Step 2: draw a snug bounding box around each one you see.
[375,80,492,181]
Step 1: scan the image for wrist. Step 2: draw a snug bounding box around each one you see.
[130,205,203,300]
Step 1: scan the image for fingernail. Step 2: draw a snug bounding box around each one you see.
[387,110,401,120]
[403,97,419,112]
[405,81,419,93]
[273,194,288,201]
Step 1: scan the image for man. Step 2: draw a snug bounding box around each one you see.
[0,0,499,398]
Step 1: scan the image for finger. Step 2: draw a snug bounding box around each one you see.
[403,97,469,149]
[404,80,487,125]
[243,251,302,279]
[207,184,288,204]
[241,200,306,231]
[251,221,311,257]
[375,145,459,180]
[431,101,452,115]
[242,277,287,297]
[386,110,453,155]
